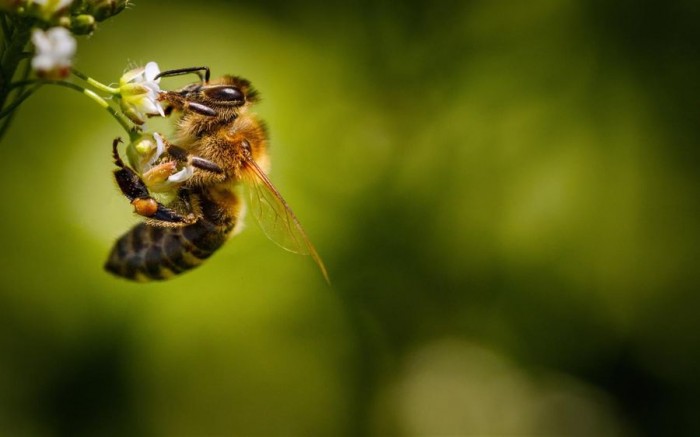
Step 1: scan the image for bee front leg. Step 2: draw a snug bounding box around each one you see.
[112,138,194,224]
[190,156,225,174]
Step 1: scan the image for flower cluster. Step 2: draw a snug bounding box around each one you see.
[0,1,130,79]
[22,0,129,26]
[0,0,134,140]
[1,1,188,189]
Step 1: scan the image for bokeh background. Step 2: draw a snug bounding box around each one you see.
[2,0,700,435]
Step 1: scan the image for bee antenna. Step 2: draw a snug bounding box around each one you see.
[155,66,211,84]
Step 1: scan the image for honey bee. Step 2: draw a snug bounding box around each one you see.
[104,67,328,282]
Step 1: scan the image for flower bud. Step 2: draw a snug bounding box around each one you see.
[83,0,128,22]
[66,14,96,35]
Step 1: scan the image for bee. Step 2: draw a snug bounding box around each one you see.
[104,67,328,282]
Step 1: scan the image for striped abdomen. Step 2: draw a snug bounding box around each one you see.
[105,188,239,281]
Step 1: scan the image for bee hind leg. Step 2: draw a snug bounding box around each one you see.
[111,138,193,224]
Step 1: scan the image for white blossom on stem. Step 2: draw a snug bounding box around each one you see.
[31,27,76,78]
[128,131,165,173]
[118,62,165,124]
[128,132,193,193]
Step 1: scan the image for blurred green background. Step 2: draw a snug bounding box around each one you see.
[2,0,700,435]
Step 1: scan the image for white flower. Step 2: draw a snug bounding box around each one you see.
[128,132,165,172]
[118,61,165,125]
[31,27,76,78]
[127,132,193,192]
[29,0,73,19]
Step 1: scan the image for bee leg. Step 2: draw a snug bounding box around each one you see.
[178,187,193,212]
[186,101,218,116]
[190,157,224,174]
[111,138,193,224]
[175,187,201,223]
[163,143,189,162]
[163,141,225,175]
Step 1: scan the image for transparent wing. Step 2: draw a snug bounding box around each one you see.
[243,158,329,283]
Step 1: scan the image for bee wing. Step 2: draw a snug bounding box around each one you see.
[243,158,329,283]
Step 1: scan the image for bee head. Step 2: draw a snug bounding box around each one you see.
[160,75,259,120]
[209,75,259,103]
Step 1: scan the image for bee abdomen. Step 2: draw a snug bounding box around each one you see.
[105,219,230,282]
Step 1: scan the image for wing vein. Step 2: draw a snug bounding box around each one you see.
[244,157,329,283]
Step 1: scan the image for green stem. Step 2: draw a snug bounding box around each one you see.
[0,17,30,111]
[52,80,138,139]
[7,78,36,89]
[0,13,10,43]
[0,102,17,141]
[0,85,39,117]
[0,56,32,141]
[71,68,119,94]
[0,80,139,140]
[0,15,31,139]
[0,85,38,119]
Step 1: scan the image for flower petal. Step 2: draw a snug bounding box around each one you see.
[167,165,194,184]
[144,62,161,83]
[119,82,150,97]
[120,66,145,85]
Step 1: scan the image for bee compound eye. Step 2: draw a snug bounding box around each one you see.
[204,86,244,102]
